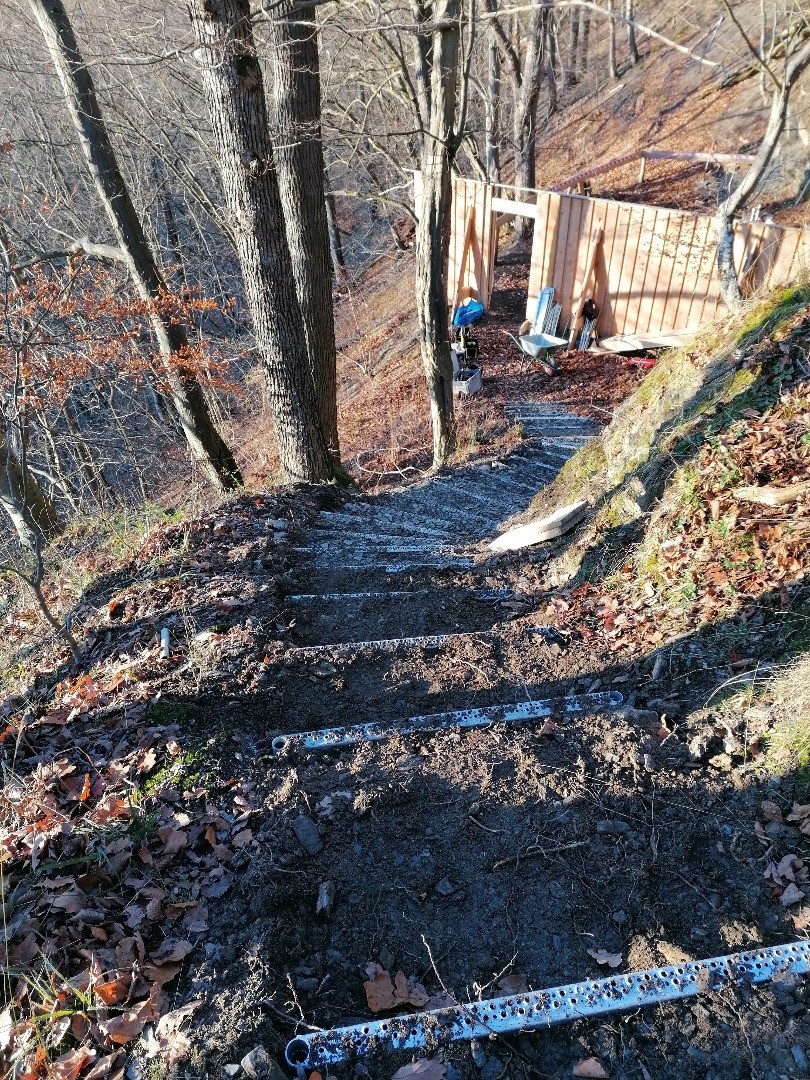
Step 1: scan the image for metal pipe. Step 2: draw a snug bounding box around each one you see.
[285,941,810,1068]
[270,690,623,754]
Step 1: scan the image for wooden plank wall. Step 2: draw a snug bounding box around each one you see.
[526,191,810,336]
[415,173,809,335]
[446,178,496,310]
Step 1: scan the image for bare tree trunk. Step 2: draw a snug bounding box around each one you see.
[567,8,580,84]
[324,180,346,277]
[269,4,340,462]
[624,0,639,65]
[485,37,501,183]
[0,430,61,547]
[607,0,618,79]
[188,0,335,484]
[547,12,560,114]
[512,10,544,241]
[36,411,80,513]
[414,0,464,466]
[580,9,590,74]
[715,38,810,310]
[63,398,111,509]
[28,0,242,494]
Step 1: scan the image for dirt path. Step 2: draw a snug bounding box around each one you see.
[178,400,810,1080]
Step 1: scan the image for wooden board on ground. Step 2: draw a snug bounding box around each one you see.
[598,330,696,352]
[489,500,589,552]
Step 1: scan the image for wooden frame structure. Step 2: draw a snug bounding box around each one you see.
[413,172,810,344]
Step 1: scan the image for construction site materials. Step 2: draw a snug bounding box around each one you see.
[284,940,810,1068]
[489,500,589,552]
[416,173,809,347]
[270,690,623,754]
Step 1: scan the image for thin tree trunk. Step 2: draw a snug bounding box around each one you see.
[715,37,810,310]
[62,399,110,509]
[512,8,544,241]
[188,0,335,484]
[415,0,463,466]
[36,410,81,512]
[580,9,590,74]
[28,0,242,494]
[546,14,559,114]
[607,0,618,79]
[324,180,346,277]
[270,4,340,462]
[567,8,580,84]
[625,0,639,65]
[485,37,501,183]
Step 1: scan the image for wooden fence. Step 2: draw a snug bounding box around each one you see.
[526,189,810,338]
[414,173,810,343]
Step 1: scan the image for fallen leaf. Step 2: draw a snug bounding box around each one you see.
[141,999,202,1065]
[183,903,209,934]
[231,828,253,848]
[761,800,783,823]
[391,1060,447,1080]
[94,978,130,1007]
[364,963,430,1012]
[573,1059,609,1079]
[83,1053,124,1080]
[98,988,164,1045]
[587,949,622,968]
[781,882,805,907]
[157,827,187,855]
[51,1046,95,1080]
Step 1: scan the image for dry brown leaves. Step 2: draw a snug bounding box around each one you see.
[0,646,259,1079]
[363,964,430,1013]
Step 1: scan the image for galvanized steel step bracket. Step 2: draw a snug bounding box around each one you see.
[285,940,810,1068]
[270,690,623,754]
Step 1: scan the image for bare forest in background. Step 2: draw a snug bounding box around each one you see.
[1,0,809,616]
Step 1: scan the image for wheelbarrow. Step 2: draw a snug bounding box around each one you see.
[503,329,568,375]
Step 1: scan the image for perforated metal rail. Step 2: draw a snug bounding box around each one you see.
[284,941,810,1067]
[270,690,623,754]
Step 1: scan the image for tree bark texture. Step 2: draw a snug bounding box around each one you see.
[0,430,62,547]
[270,5,340,461]
[414,0,463,466]
[188,0,335,484]
[28,0,242,494]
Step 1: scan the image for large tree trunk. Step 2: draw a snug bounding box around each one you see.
[270,4,340,461]
[189,0,335,484]
[28,0,242,494]
[415,0,462,467]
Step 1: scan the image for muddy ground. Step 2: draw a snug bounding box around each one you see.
[136,521,810,1080]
